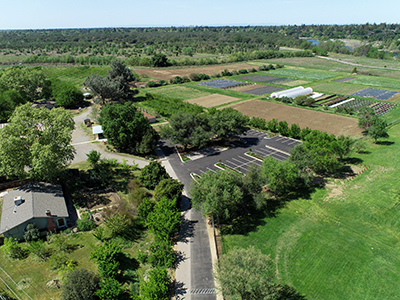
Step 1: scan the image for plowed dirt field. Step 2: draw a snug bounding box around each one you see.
[230,100,362,136]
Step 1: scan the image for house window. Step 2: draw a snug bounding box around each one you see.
[57,218,66,228]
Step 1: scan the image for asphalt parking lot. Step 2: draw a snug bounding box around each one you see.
[163,129,302,185]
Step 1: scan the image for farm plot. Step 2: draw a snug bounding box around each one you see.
[237,75,290,83]
[230,100,362,136]
[334,98,398,116]
[146,85,211,100]
[280,79,310,87]
[267,68,338,81]
[346,76,400,91]
[185,94,240,108]
[242,86,283,96]
[333,77,355,83]
[312,83,363,95]
[197,79,244,89]
[351,88,399,100]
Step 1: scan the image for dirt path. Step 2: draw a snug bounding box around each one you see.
[315,55,400,71]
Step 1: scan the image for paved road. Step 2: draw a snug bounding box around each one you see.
[71,107,149,169]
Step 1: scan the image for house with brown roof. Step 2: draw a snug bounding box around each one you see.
[0,182,69,240]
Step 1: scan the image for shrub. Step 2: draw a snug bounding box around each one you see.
[278,120,289,136]
[2,238,26,260]
[198,73,210,80]
[49,253,69,270]
[221,69,232,76]
[249,116,266,130]
[238,69,248,74]
[189,73,200,81]
[24,223,40,242]
[146,81,159,88]
[61,268,100,300]
[27,240,51,262]
[77,218,96,232]
[138,198,155,222]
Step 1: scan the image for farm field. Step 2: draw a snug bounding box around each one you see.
[222,122,400,300]
[259,56,400,79]
[346,75,400,91]
[185,94,240,108]
[133,62,256,80]
[230,100,362,136]
[311,82,364,95]
[266,67,341,81]
[145,85,211,100]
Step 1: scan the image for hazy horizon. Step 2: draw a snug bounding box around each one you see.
[1,0,399,30]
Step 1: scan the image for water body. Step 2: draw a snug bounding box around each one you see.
[307,39,319,46]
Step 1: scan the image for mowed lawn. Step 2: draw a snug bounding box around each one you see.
[222,121,400,299]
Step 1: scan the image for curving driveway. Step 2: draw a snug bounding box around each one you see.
[71,107,149,169]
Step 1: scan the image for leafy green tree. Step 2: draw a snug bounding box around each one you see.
[0,89,25,121]
[152,53,169,67]
[289,144,314,184]
[140,268,170,300]
[209,108,249,139]
[368,118,389,143]
[358,107,377,130]
[154,178,184,203]
[84,73,123,104]
[353,138,367,153]
[0,104,75,181]
[277,120,289,136]
[52,80,84,108]
[103,212,131,238]
[77,218,96,232]
[95,277,122,300]
[148,239,176,268]
[146,197,181,241]
[262,156,298,196]
[138,161,169,190]
[107,59,136,97]
[23,223,40,241]
[138,198,154,222]
[160,112,212,151]
[289,123,301,139]
[267,118,278,132]
[191,170,245,221]
[99,103,156,151]
[90,240,122,278]
[61,268,100,300]
[336,135,355,159]
[214,246,275,300]
[86,150,102,168]
[136,127,159,155]
[0,67,46,101]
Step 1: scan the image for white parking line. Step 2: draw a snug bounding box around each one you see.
[206,167,216,173]
[288,141,300,145]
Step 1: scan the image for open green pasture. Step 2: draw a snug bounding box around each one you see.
[223,122,400,299]
[267,68,340,81]
[345,75,400,91]
[43,65,109,86]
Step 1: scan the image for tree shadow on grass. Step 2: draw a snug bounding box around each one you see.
[375,140,394,146]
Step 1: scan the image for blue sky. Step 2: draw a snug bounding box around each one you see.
[1,0,399,29]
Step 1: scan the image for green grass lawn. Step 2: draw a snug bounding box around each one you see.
[222,120,400,299]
